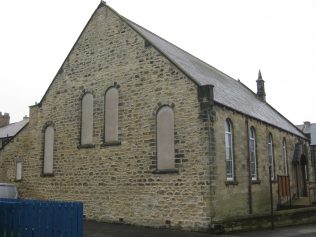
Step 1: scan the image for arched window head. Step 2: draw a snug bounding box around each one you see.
[81,93,93,146]
[44,125,54,175]
[104,87,119,143]
[157,106,175,170]
[249,127,257,180]
[282,138,288,176]
[225,119,234,181]
[268,133,275,180]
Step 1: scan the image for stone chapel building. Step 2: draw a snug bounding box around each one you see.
[0,2,311,231]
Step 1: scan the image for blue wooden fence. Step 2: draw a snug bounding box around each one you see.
[0,198,83,237]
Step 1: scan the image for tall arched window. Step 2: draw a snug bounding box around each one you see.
[81,93,93,146]
[225,119,234,181]
[268,133,275,180]
[282,138,288,176]
[249,127,257,180]
[104,87,119,143]
[157,106,175,170]
[44,125,54,175]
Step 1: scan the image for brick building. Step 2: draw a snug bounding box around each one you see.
[0,2,311,231]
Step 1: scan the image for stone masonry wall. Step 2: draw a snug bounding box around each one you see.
[0,5,213,231]
[213,105,310,221]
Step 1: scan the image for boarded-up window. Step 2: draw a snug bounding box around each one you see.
[81,93,93,145]
[157,106,175,170]
[16,161,22,181]
[44,126,54,175]
[105,87,119,143]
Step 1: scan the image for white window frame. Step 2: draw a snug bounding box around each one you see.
[249,127,257,180]
[225,119,234,181]
[268,134,275,180]
[282,138,288,176]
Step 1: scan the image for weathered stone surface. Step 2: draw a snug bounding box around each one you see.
[0,4,311,232]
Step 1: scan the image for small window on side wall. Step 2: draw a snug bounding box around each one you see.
[249,127,257,180]
[157,106,175,171]
[81,92,94,146]
[104,87,119,145]
[225,119,234,181]
[44,125,54,175]
[268,133,275,180]
[16,161,22,181]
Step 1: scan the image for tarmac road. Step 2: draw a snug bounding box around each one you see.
[84,221,316,237]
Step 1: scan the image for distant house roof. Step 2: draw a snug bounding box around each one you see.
[118,10,305,138]
[0,118,29,139]
[297,123,316,145]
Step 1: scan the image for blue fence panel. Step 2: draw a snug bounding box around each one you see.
[0,198,83,237]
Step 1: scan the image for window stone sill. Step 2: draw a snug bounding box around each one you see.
[225,180,239,186]
[41,173,54,177]
[78,144,95,149]
[101,140,121,147]
[152,169,179,174]
[251,179,261,184]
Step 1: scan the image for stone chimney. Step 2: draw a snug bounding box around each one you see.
[0,112,10,127]
[304,121,311,126]
[256,70,266,102]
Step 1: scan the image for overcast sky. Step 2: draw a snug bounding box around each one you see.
[0,0,315,125]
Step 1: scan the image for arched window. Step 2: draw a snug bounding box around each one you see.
[104,87,119,143]
[157,106,175,170]
[282,138,288,176]
[225,119,234,181]
[44,126,54,175]
[268,133,275,180]
[249,127,257,180]
[81,93,93,146]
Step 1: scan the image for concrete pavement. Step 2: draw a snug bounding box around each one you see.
[84,221,316,237]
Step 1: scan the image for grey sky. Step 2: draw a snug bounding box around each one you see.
[0,0,315,125]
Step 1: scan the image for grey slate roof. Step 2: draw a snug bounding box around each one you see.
[120,14,305,138]
[0,118,29,138]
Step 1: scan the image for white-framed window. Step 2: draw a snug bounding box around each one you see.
[81,92,93,146]
[225,119,234,181]
[16,161,22,181]
[44,125,54,175]
[157,106,175,170]
[104,87,119,143]
[268,133,275,180]
[282,138,288,176]
[249,127,257,180]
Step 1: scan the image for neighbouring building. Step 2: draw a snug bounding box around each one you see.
[297,121,316,182]
[0,2,312,231]
[0,113,29,150]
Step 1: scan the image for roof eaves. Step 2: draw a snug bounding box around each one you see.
[214,100,307,139]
